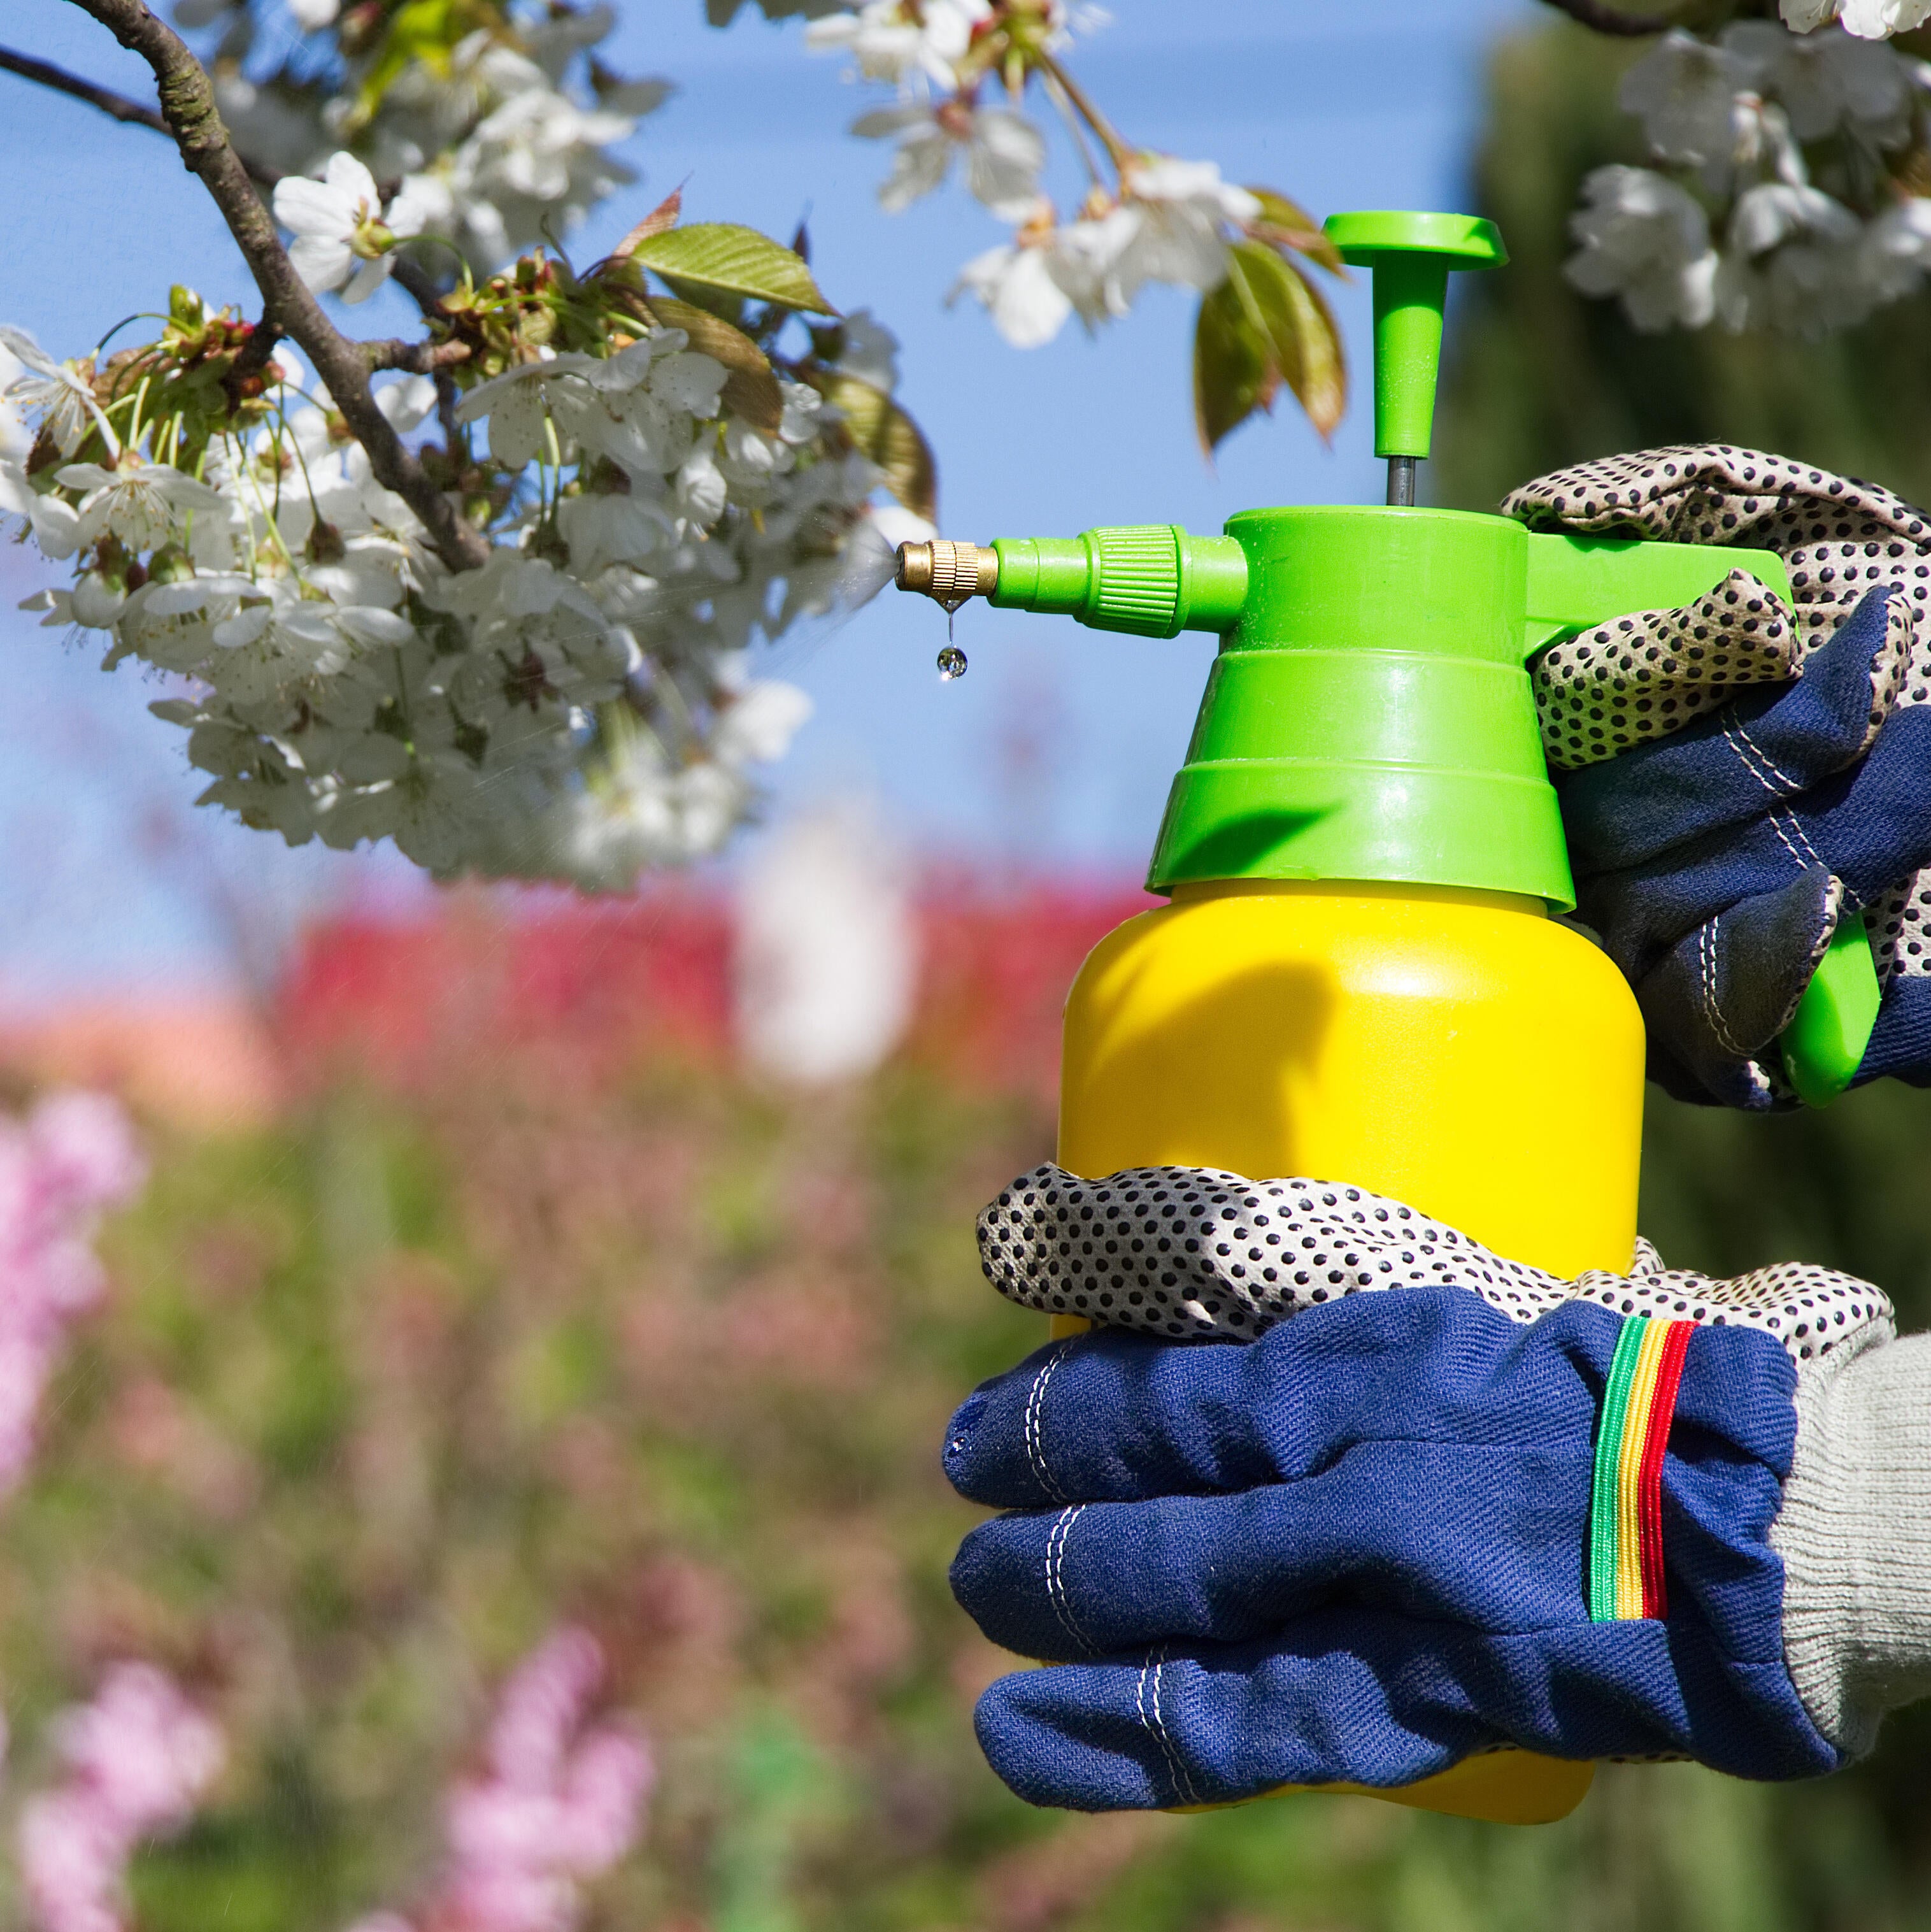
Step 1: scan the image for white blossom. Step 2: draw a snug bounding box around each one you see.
[1723,20,1917,145]
[833,310,902,390]
[1718,177,1870,329]
[1619,32,1765,189]
[55,459,224,552]
[1565,166,1720,331]
[805,0,992,89]
[1783,0,1931,36]
[951,233,1076,348]
[273,152,427,303]
[0,328,117,458]
[852,101,1047,219]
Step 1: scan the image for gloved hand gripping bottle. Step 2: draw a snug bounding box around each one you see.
[896,213,1859,1826]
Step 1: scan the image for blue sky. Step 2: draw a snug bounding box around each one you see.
[0,0,1540,997]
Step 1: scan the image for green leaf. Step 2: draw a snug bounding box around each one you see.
[808,371,937,522]
[627,223,836,315]
[1193,242,1348,455]
[1193,275,1277,455]
[1244,187,1346,276]
[1252,246,1347,440]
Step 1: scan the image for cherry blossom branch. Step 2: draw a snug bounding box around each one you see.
[61,0,490,572]
[0,41,287,188]
[1534,0,1686,33]
[0,43,169,134]
[363,338,472,376]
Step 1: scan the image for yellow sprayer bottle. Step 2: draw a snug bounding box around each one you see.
[895,212,1867,1826]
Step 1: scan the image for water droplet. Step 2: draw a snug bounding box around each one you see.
[936,645,967,681]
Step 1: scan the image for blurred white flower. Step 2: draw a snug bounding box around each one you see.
[1728,176,1862,254]
[1109,157,1261,303]
[1718,178,1870,329]
[288,0,339,27]
[273,152,427,303]
[1620,32,1765,189]
[1859,192,1931,301]
[852,101,1048,219]
[951,231,1076,347]
[832,309,902,390]
[1565,165,1720,330]
[805,0,991,88]
[1724,20,1917,145]
[1784,0,1931,35]
[735,801,918,1085]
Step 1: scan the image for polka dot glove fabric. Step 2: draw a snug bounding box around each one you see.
[1505,447,1931,1108]
[976,1163,1892,1366]
[946,1163,1911,1808]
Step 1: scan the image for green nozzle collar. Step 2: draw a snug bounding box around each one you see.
[990,527,1248,638]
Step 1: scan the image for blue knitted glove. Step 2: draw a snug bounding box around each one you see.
[1507,447,1931,1108]
[946,1240,1879,1811]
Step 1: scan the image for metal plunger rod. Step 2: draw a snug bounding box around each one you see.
[1387,457,1418,507]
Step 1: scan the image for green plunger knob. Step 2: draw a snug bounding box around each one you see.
[1323,211,1507,490]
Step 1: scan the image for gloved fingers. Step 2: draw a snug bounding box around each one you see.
[1503,447,1931,553]
[948,1443,1592,1663]
[975,1166,1567,1358]
[944,1289,1591,1511]
[972,1616,1592,1810]
[1794,705,1931,905]
[1578,698,1931,997]
[1627,869,1838,1110]
[1559,585,1904,876]
[1535,568,1800,775]
[943,1330,1276,1512]
[1859,970,1931,1087]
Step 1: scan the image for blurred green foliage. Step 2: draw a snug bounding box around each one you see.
[4,1022,1923,1932]
[1428,12,1931,1926]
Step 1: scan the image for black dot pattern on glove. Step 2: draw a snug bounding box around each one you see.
[978,1163,1894,1366]
[1513,447,1931,768]
[1870,868,1931,983]
[1535,570,1799,772]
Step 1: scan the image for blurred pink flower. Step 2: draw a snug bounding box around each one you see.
[18,1663,224,1932]
[355,1628,653,1932]
[0,1093,145,1492]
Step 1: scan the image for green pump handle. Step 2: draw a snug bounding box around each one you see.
[1323,210,1506,502]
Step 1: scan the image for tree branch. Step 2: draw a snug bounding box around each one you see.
[0,43,167,133]
[59,0,488,573]
[0,40,285,189]
[363,338,472,375]
[1536,0,1685,34]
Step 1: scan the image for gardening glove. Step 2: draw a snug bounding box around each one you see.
[1506,447,1931,1108]
[945,1163,1921,1810]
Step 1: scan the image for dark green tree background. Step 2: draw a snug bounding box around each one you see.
[1428,22,1931,1922]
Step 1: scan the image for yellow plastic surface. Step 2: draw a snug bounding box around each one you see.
[1050,877,1648,1827]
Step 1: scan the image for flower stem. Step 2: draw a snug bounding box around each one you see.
[1034,50,1134,181]
[1038,69,1105,193]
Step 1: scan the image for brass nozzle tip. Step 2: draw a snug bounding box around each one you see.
[895,539,998,609]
